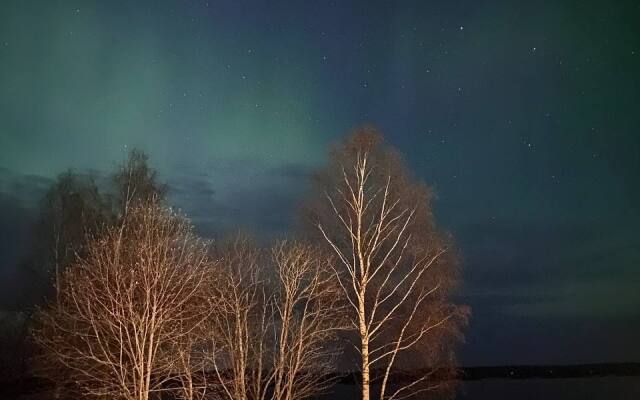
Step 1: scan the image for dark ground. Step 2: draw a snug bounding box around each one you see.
[6,364,640,399]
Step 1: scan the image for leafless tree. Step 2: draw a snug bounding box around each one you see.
[270,240,346,400]
[170,324,213,400]
[113,149,167,214]
[32,200,214,400]
[26,170,112,305]
[208,236,270,400]
[209,237,346,400]
[305,128,468,400]
[23,149,165,307]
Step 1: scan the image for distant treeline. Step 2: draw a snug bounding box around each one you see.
[460,363,640,380]
[328,363,640,384]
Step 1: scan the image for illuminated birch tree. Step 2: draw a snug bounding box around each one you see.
[306,128,468,400]
[33,201,214,400]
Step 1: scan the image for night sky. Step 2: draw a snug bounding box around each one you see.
[1,0,639,366]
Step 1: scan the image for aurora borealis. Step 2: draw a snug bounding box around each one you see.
[1,0,639,366]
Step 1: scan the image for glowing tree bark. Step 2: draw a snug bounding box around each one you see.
[208,236,268,400]
[270,240,346,400]
[33,201,213,400]
[209,237,345,400]
[308,129,467,400]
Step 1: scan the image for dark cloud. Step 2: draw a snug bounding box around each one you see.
[0,167,52,209]
[269,163,313,180]
[455,216,640,289]
[166,159,311,240]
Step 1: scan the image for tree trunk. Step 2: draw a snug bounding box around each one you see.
[360,303,370,400]
[361,337,370,400]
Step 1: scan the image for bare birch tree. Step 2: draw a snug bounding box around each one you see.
[209,237,346,400]
[32,201,214,400]
[208,236,270,400]
[305,128,468,400]
[170,325,212,400]
[270,240,346,400]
